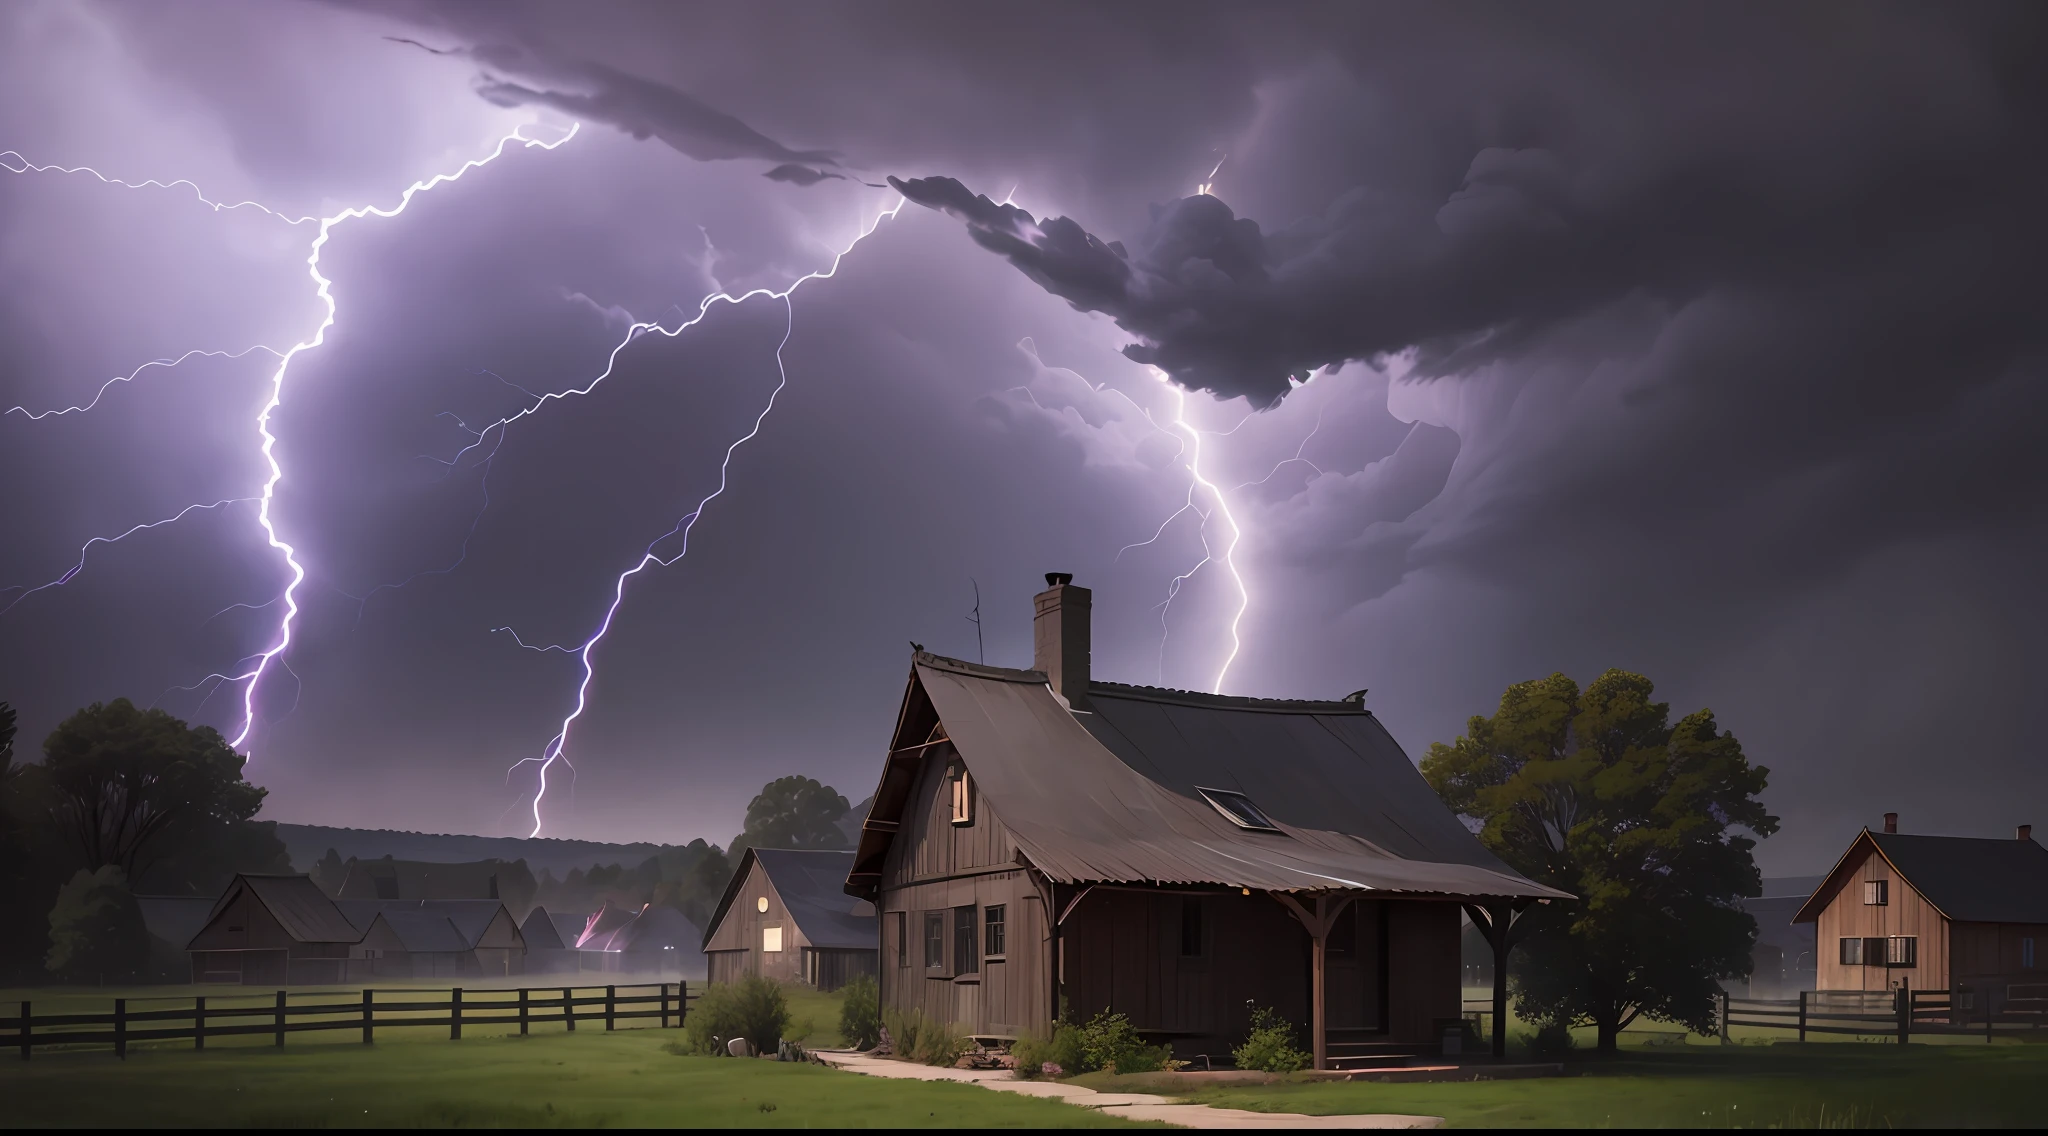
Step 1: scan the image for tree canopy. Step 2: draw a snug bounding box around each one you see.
[1421,669,1776,1050]
[40,699,274,883]
[731,775,850,855]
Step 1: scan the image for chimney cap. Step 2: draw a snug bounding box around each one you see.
[1045,572,1074,588]
[1883,812,1898,834]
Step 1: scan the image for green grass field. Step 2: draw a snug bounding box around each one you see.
[1158,1043,2048,1128]
[0,1027,1145,1128]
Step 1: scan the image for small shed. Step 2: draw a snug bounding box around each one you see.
[186,874,361,985]
[1795,815,2048,1010]
[703,848,878,991]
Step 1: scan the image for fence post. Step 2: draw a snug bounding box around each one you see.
[19,1000,28,1061]
[362,988,373,1045]
[605,985,616,1031]
[1798,991,1807,1043]
[564,987,574,1032]
[519,988,529,1036]
[451,988,463,1041]
[679,979,687,1029]
[274,989,286,1048]
[1896,987,1909,1045]
[114,998,127,1060]
[195,996,206,1051]
[1718,990,1729,1044]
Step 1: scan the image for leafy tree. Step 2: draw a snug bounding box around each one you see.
[648,839,733,928]
[1421,669,1775,1051]
[40,699,274,886]
[731,775,850,855]
[45,865,148,982]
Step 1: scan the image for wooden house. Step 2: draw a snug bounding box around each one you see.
[1794,814,2048,1012]
[566,903,706,977]
[844,575,1566,1066]
[336,899,526,979]
[186,874,362,985]
[703,848,878,992]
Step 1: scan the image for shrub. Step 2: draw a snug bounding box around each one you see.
[839,974,882,1050]
[1077,1010,1174,1075]
[1010,1020,1087,1078]
[1233,1006,1310,1074]
[680,976,791,1055]
[45,866,147,982]
[1525,1020,1575,1057]
[884,1007,970,1066]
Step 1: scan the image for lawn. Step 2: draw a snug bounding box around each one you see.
[1162,1042,2048,1128]
[0,1027,1146,1128]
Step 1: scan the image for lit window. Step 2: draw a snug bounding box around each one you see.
[984,905,1006,958]
[1196,787,1283,833]
[1864,880,1888,906]
[950,763,973,825]
[762,926,783,953]
[757,896,770,913]
[1886,936,1917,966]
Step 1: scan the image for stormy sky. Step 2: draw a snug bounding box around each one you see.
[2,0,2042,872]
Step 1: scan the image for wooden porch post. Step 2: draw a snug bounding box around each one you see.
[1311,895,1328,1072]
[1490,902,1510,1060]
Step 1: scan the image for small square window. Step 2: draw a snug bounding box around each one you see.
[984,905,1006,958]
[1864,880,1888,906]
[1839,937,1863,965]
[1196,787,1283,833]
[762,925,783,953]
[1886,936,1917,967]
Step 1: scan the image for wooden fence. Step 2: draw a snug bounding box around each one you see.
[3,982,692,1060]
[1721,984,2048,1044]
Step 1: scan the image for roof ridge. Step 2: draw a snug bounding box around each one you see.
[914,650,1045,684]
[1087,679,1370,714]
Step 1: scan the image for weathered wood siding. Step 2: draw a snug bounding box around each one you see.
[877,746,1050,1039]
[1950,922,2048,982]
[1385,900,1461,1042]
[1812,844,1950,990]
[703,857,811,984]
[188,889,292,952]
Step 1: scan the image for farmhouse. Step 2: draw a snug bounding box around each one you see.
[1794,814,2048,1013]
[703,848,879,992]
[844,575,1566,1067]
[186,874,361,985]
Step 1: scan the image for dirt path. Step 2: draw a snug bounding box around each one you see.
[813,1052,1443,1129]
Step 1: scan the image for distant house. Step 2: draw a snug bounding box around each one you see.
[335,858,535,916]
[186,875,361,985]
[519,906,581,974]
[568,903,707,977]
[845,575,1563,1064]
[704,848,878,992]
[337,899,527,979]
[1795,814,2048,1010]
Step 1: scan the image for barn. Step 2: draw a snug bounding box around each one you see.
[845,575,1566,1066]
[703,848,878,992]
[186,874,361,985]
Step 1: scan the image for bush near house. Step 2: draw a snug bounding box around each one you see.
[1232,1006,1311,1073]
[838,973,881,1050]
[884,1006,970,1067]
[680,975,791,1055]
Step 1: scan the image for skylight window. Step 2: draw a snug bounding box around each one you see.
[1197,787,1284,833]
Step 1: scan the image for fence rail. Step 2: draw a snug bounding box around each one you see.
[2,982,692,1059]
[1721,986,2048,1044]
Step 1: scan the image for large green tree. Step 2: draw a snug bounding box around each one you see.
[1421,670,1775,1050]
[731,775,850,855]
[40,699,279,886]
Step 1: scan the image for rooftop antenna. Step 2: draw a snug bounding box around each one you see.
[966,578,984,663]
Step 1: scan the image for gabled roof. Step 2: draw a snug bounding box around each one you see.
[369,909,471,954]
[704,848,876,951]
[1794,831,2048,924]
[206,874,362,945]
[337,899,514,949]
[848,654,1566,900]
[520,907,570,950]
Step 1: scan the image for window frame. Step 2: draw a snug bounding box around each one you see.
[923,911,948,976]
[762,925,784,953]
[1195,786,1284,833]
[1885,935,1917,967]
[949,762,974,827]
[984,904,1007,960]
[1863,879,1889,906]
[1839,936,1863,966]
[893,911,908,968]
[953,904,979,976]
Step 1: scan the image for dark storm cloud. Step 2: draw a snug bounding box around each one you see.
[385,35,838,166]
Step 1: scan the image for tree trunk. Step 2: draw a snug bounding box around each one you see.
[1595,1015,1621,1052]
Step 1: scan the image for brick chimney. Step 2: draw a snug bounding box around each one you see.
[2020,825,2033,842]
[1033,572,1091,711]
[1883,812,1898,834]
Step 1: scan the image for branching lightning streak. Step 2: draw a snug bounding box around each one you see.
[6,345,285,420]
[227,124,581,750]
[501,200,902,836]
[0,150,320,224]
[0,497,254,616]
[1155,372,1248,694]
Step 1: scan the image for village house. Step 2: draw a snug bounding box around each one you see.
[703,848,879,992]
[186,873,528,983]
[1794,814,2048,1013]
[844,575,1566,1067]
[563,902,707,976]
